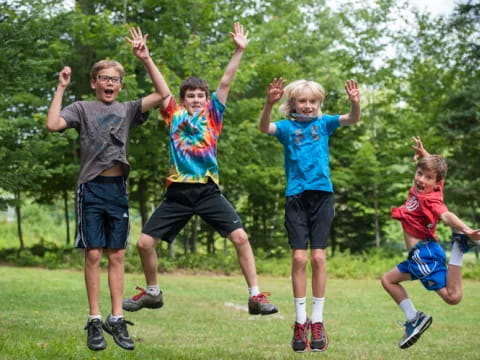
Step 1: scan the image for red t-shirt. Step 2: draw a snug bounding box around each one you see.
[391,180,448,240]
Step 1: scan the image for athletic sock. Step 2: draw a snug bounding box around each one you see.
[294,297,307,324]
[146,285,160,296]
[311,296,325,323]
[249,286,260,297]
[399,298,417,321]
[88,314,102,322]
[449,241,464,266]
[108,314,124,322]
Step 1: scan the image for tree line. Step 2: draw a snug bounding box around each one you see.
[0,0,478,254]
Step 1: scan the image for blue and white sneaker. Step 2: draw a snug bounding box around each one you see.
[452,233,480,254]
[398,311,432,349]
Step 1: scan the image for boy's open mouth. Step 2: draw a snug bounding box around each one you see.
[105,89,114,95]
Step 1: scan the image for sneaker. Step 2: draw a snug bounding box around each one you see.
[310,321,328,352]
[84,318,106,351]
[398,311,432,349]
[123,286,163,312]
[102,315,135,350]
[248,292,278,315]
[452,233,479,253]
[292,320,309,352]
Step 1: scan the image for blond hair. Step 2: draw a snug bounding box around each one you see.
[90,60,124,81]
[279,79,325,118]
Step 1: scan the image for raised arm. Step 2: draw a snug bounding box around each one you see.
[440,211,480,241]
[339,80,361,126]
[46,66,70,132]
[412,136,430,161]
[259,78,284,135]
[127,26,171,111]
[216,22,248,105]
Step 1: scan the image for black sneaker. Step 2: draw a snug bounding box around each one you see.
[123,286,163,312]
[292,320,309,352]
[248,292,278,315]
[102,315,135,350]
[84,318,106,351]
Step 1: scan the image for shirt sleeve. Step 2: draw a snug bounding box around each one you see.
[322,114,341,135]
[60,102,82,130]
[274,120,289,145]
[160,96,176,129]
[127,99,149,128]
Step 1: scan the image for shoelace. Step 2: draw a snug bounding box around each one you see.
[311,322,323,339]
[84,319,102,335]
[293,322,307,340]
[110,318,134,334]
[132,286,147,301]
[253,292,271,303]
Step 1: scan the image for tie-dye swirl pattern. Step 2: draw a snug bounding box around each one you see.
[161,92,225,186]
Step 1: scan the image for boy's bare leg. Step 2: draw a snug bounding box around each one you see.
[107,249,125,316]
[137,233,159,286]
[84,248,103,316]
[436,264,462,305]
[291,249,308,298]
[228,228,257,287]
[311,249,327,298]
[381,267,411,304]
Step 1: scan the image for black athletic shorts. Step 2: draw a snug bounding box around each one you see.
[76,176,129,249]
[142,179,243,243]
[284,190,334,249]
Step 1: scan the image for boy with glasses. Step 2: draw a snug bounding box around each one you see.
[46,27,164,351]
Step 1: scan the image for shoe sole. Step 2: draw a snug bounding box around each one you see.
[87,343,106,351]
[399,316,433,349]
[102,324,135,351]
[248,308,279,315]
[123,302,163,312]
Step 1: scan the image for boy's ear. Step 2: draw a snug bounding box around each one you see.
[90,79,96,90]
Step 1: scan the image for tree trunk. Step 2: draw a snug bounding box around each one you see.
[63,189,71,245]
[14,191,24,250]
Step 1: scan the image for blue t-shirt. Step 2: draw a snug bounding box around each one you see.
[274,114,340,196]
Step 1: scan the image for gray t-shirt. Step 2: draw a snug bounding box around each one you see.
[61,99,148,184]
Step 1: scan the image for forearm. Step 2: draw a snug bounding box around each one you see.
[216,48,245,103]
[259,102,274,134]
[340,102,361,125]
[441,212,472,233]
[46,85,67,132]
[140,56,171,100]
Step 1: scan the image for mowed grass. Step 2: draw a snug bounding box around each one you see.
[0,266,479,360]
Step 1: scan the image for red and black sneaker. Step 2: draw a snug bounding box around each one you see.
[248,292,278,315]
[310,321,328,352]
[292,320,309,352]
[123,286,163,312]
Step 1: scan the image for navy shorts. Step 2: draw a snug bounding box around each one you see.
[75,176,129,249]
[142,179,243,243]
[397,239,447,291]
[284,190,335,249]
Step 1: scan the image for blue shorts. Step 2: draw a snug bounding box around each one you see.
[75,176,129,249]
[397,239,447,291]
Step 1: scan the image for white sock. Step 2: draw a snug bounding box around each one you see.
[108,314,124,322]
[146,285,160,296]
[399,298,417,321]
[295,297,307,324]
[88,314,102,322]
[311,296,325,323]
[449,241,464,266]
[249,286,260,297]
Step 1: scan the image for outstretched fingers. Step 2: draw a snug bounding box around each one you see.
[267,77,284,104]
[230,22,248,49]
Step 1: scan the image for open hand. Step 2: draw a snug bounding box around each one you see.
[267,78,284,105]
[127,26,150,60]
[230,22,248,50]
[412,136,430,161]
[345,80,360,104]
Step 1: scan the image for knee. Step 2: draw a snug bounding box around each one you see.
[292,253,308,268]
[310,252,326,268]
[137,234,155,253]
[380,273,390,289]
[108,250,125,266]
[446,293,462,305]
[229,229,249,247]
[85,249,102,265]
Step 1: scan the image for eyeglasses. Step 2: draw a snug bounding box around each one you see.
[97,75,122,84]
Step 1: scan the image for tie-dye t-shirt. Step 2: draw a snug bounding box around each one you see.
[160,92,225,186]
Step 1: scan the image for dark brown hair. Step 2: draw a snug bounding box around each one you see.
[179,76,209,100]
[417,155,448,182]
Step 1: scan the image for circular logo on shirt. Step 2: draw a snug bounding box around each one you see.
[405,196,419,211]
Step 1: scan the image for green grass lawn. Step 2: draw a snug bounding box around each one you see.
[0,266,479,360]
